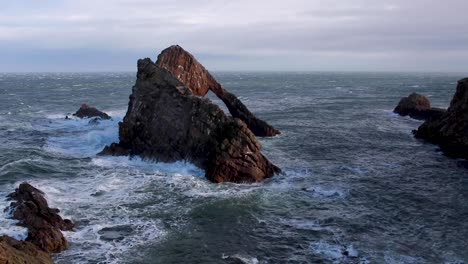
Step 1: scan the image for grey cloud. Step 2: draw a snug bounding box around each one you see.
[1,0,468,71]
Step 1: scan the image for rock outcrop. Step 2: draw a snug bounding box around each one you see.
[394,93,445,120]
[415,78,468,158]
[100,58,280,183]
[7,183,74,253]
[73,104,111,120]
[0,235,52,264]
[156,45,280,137]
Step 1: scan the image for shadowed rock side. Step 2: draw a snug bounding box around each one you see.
[0,236,52,264]
[155,45,280,137]
[7,183,74,253]
[415,78,468,158]
[394,93,445,120]
[101,58,280,183]
[73,103,111,119]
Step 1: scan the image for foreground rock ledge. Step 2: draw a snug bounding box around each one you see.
[101,58,280,183]
[156,45,280,137]
[0,236,52,264]
[415,78,468,158]
[7,182,74,253]
[394,93,445,120]
[1,183,73,263]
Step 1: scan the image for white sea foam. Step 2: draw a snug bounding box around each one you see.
[0,185,28,241]
[310,241,344,262]
[383,253,424,264]
[222,254,259,264]
[25,168,167,263]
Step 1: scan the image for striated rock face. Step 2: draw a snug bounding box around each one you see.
[73,104,111,119]
[101,58,280,183]
[415,78,468,158]
[156,45,280,137]
[0,236,52,264]
[7,183,74,253]
[394,93,445,120]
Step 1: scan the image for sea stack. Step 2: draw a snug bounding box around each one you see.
[156,45,280,137]
[101,58,280,183]
[415,78,468,158]
[394,93,445,120]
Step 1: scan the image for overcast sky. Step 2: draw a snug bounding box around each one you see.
[1,0,468,72]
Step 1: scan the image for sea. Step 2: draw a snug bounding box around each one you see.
[0,71,467,264]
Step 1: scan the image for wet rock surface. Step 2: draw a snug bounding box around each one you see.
[101,58,280,183]
[394,93,445,120]
[73,104,111,119]
[0,235,52,264]
[156,45,280,137]
[7,183,74,253]
[415,78,468,158]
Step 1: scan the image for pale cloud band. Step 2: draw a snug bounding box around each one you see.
[1,0,468,72]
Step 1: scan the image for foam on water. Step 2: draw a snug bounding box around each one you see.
[0,185,28,241]
[24,168,166,263]
[42,112,122,158]
[310,241,344,262]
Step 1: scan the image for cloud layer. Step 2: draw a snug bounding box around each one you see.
[1,0,468,71]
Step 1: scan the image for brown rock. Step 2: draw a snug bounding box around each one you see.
[156,45,280,137]
[394,93,445,120]
[7,183,74,253]
[415,78,468,158]
[73,104,111,119]
[100,58,280,183]
[0,235,52,264]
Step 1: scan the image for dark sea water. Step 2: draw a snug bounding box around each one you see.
[1,71,468,264]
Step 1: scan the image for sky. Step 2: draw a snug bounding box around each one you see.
[1,0,468,72]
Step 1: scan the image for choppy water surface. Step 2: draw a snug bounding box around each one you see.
[1,72,467,263]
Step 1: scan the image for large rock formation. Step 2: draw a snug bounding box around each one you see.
[415,78,468,158]
[0,236,52,264]
[7,183,74,253]
[394,93,445,120]
[156,45,280,137]
[101,58,280,183]
[73,104,111,120]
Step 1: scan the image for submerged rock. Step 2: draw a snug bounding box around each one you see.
[73,104,111,119]
[394,93,445,120]
[415,78,468,158]
[7,182,74,253]
[156,45,280,137]
[0,235,52,264]
[101,58,280,183]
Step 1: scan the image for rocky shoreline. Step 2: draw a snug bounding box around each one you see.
[414,78,468,158]
[1,183,73,264]
[395,78,468,159]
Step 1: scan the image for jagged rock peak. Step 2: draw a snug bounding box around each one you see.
[156,45,280,137]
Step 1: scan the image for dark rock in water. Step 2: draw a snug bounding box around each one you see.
[415,78,468,158]
[98,225,134,241]
[7,182,74,253]
[0,235,52,264]
[156,45,280,137]
[73,104,111,119]
[100,58,280,183]
[394,93,445,120]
